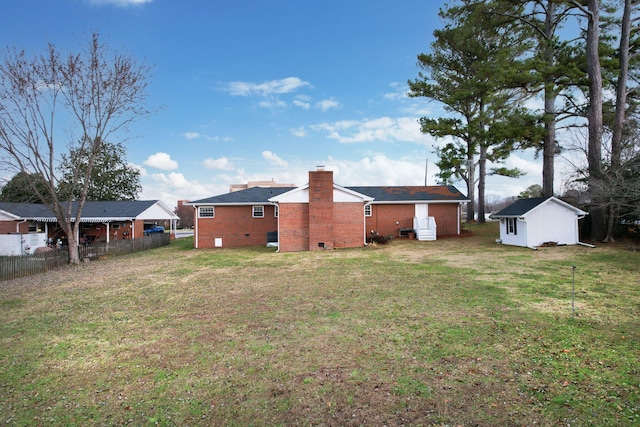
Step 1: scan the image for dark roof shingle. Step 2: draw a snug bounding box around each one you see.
[491,197,549,217]
[189,187,293,204]
[189,185,468,205]
[346,186,468,202]
[0,200,167,220]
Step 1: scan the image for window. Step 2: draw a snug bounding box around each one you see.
[364,204,372,217]
[29,221,44,233]
[507,218,518,235]
[199,206,214,218]
[253,205,264,218]
[274,205,279,217]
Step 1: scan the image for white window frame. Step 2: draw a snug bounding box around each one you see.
[252,205,264,218]
[364,204,372,217]
[274,205,279,217]
[507,218,517,235]
[199,206,215,218]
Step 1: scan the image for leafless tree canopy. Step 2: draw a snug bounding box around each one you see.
[0,33,152,264]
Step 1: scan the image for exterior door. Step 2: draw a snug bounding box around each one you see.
[415,203,428,219]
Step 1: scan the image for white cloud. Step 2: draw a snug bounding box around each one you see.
[87,0,153,6]
[328,155,427,186]
[184,132,200,140]
[290,127,307,137]
[143,152,179,171]
[262,150,288,167]
[316,98,339,111]
[140,172,218,210]
[203,157,234,170]
[258,99,287,109]
[383,82,409,101]
[226,77,311,97]
[293,99,311,110]
[311,116,427,144]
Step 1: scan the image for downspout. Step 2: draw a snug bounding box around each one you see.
[271,202,280,252]
[16,220,28,255]
[194,206,199,249]
[16,219,27,233]
[364,202,372,246]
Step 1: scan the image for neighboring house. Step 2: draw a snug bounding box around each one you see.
[188,168,469,252]
[0,200,179,255]
[490,196,588,249]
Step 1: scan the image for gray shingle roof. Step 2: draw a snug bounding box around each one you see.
[491,197,549,217]
[189,187,294,204]
[346,186,468,202]
[0,200,168,221]
[189,185,468,205]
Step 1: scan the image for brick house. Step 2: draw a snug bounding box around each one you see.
[0,200,178,255]
[188,169,468,252]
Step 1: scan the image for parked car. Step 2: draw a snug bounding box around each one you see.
[144,225,165,235]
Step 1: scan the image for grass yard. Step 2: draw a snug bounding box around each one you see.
[0,222,638,426]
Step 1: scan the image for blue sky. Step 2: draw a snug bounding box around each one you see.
[1,0,556,209]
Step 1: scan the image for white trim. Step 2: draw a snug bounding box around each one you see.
[252,205,265,218]
[198,206,215,218]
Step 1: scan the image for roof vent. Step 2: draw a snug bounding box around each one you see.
[316,165,325,171]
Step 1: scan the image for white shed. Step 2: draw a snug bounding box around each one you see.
[490,196,588,249]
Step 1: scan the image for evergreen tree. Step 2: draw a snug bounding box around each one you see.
[57,141,141,201]
[409,1,541,222]
[0,171,50,203]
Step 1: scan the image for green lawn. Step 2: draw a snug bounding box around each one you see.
[1,223,638,426]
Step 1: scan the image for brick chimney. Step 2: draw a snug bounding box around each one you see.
[308,168,334,250]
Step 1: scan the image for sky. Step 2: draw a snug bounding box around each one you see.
[0,0,572,209]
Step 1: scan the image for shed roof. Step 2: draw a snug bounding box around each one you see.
[490,196,587,218]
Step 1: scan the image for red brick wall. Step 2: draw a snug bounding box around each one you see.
[365,203,460,238]
[428,204,460,236]
[278,203,309,252]
[308,170,334,251]
[132,220,145,239]
[0,221,28,234]
[334,202,365,248]
[196,205,278,248]
[365,204,415,238]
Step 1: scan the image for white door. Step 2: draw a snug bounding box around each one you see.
[415,204,428,219]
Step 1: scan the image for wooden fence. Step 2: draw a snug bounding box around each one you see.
[0,233,171,281]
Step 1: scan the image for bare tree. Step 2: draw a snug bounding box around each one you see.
[0,33,151,263]
[604,0,638,241]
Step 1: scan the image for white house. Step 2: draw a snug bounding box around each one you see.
[490,196,588,249]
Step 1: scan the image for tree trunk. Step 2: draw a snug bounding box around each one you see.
[586,0,605,241]
[478,145,487,224]
[604,0,632,242]
[542,0,556,198]
[466,154,476,222]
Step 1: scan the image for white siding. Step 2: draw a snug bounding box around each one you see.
[525,200,580,246]
[499,218,528,247]
[137,202,178,220]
